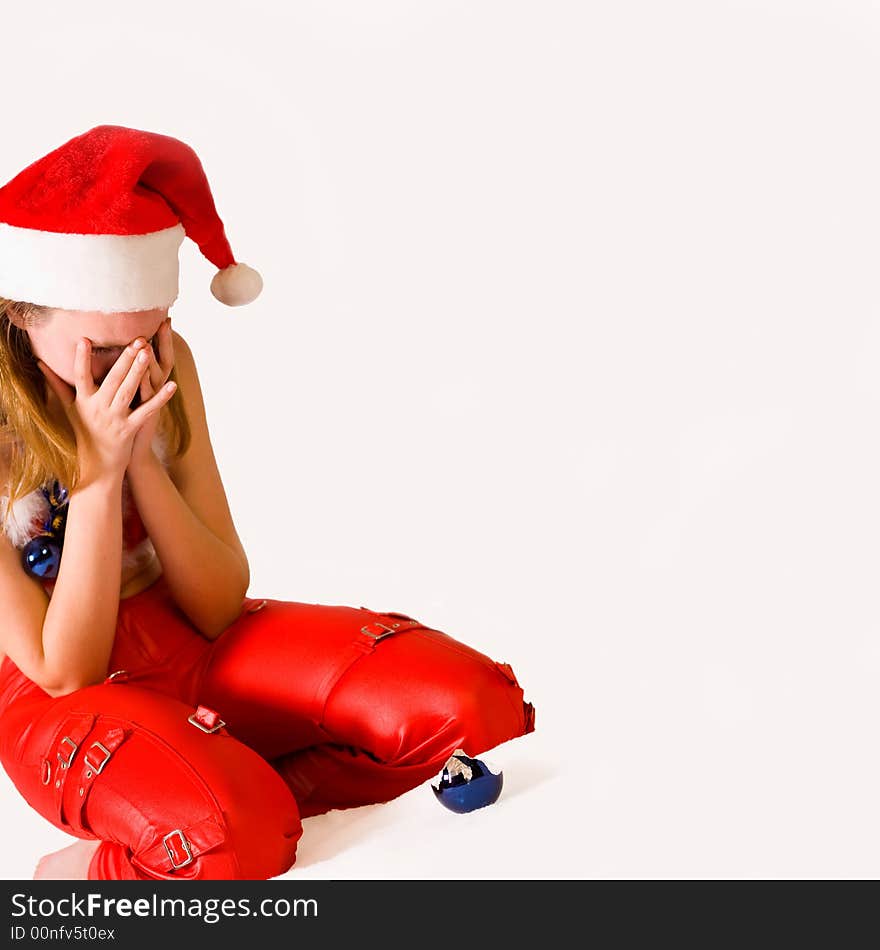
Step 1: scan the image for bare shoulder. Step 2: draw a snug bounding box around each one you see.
[165,329,204,470]
[171,327,194,361]
[170,328,198,372]
[168,329,204,427]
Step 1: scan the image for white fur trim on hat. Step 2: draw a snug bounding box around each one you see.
[0,222,185,312]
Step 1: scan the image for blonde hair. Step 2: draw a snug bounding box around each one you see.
[0,297,191,528]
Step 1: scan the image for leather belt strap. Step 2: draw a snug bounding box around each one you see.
[133,815,227,875]
[65,723,132,835]
[46,713,97,827]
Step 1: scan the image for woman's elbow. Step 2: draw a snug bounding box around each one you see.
[198,587,250,642]
[42,678,88,698]
[41,683,67,699]
[41,663,112,697]
[198,613,237,642]
[236,553,250,594]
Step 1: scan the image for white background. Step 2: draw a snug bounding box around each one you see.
[1,0,878,880]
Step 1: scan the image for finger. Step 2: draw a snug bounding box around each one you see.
[126,368,149,411]
[140,369,153,401]
[128,379,177,428]
[109,346,151,413]
[101,343,143,406]
[73,340,97,398]
[35,359,76,408]
[145,348,165,392]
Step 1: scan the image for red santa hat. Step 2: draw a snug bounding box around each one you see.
[0,124,262,312]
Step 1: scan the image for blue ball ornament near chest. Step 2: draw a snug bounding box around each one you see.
[21,481,69,581]
[21,536,63,579]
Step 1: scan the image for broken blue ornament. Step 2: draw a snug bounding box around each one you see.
[431,749,504,813]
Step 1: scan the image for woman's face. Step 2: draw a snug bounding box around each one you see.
[26,307,168,387]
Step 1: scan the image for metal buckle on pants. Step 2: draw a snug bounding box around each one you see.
[83,741,112,775]
[57,737,77,769]
[163,829,194,869]
[187,707,226,734]
[360,620,400,641]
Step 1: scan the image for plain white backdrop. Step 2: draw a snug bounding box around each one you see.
[0,0,878,880]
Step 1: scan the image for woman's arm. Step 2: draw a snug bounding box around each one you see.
[31,336,182,690]
[41,468,126,691]
[125,330,250,640]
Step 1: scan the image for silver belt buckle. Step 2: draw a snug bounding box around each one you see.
[57,736,78,769]
[187,712,226,734]
[361,620,400,641]
[84,741,112,775]
[163,829,194,869]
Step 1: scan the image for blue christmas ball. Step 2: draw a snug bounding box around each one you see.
[21,536,62,579]
[431,749,503,813]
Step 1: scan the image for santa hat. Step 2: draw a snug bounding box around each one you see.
[0,124,262,312]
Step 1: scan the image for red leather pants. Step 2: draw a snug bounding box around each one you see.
[0,575,536,880]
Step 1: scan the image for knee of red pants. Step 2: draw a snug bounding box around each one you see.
[321,634,536,768]
[1,684,303,881]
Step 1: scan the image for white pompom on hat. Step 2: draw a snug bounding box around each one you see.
[0,124,262,312]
